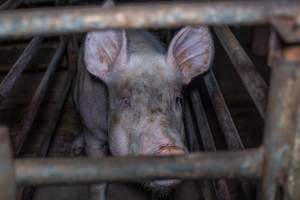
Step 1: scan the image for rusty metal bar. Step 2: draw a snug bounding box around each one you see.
[183,101,216,200]
[261,48,300,199]
[285,65,300,200]
[190,90,232,200]
[0,1,299,38]
[14,38,67,156]
[203,71,256,199]
[0,37,43,102]
[0,0,23,10]
[0,126,15,200]
[15,148,263,186]
[18,42,77,200]
[203,71,243,149]
[213,26,268,119]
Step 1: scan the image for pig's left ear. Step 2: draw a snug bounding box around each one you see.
[167,26,214,84]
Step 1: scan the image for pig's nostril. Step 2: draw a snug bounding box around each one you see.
[157,145,185,156]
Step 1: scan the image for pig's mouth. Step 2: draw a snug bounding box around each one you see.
[142,179,181,193]
[141,144,185,192]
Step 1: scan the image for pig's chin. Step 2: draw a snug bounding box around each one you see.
[142,179,181,193]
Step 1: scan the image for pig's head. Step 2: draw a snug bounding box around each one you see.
[84,26,214,191]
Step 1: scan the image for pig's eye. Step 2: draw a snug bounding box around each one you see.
[176,96,183,106]
[119,97,131,108]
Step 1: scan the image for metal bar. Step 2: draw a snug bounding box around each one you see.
[213,26,268,119]
[203,71,256,199]
[14,38,67,156]
[0,37,43,102]
[18,42,76,200]
[183,101,216,200]
[0,0,23,10]
[285,62,300,200]
[204,71,243,149]
[261,48,300,200]
[0,126,15,200]
[15,148,263,186]
[190,90,232,200]
[0,1,299,38]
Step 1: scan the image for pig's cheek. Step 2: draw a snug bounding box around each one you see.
[109,125,130,156]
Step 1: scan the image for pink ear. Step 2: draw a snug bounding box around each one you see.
[167,26,214,84]
[84,30,127,81]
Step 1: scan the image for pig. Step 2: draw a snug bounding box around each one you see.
[72,20,214,200]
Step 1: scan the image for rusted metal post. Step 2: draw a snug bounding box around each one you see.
[15,149,263,185]
[0,37,43,102]
[14,38,67,156]
[213,26,268,119]
[190,90,233,200]
[281,47,300,200]
[261,46,300,200]
[0,1,299,38]
[0,126,15,200]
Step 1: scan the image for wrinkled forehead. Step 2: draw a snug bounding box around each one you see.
[107,54,182,92]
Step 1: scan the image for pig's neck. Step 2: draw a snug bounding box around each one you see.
[126,30,165,55]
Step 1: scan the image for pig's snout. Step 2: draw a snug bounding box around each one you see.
[157,145,185,156]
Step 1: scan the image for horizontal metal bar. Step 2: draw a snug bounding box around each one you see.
[213,26,268,119]
[15,148,263,186]
[0,1,299,38]
[0,37,43,101]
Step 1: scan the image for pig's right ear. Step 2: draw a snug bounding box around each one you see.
[84,30,127,81]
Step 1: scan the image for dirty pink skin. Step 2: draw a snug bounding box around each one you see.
[73,27,214,199]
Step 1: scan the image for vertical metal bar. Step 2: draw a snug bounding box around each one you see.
[204,71,243,150]
[190,90,232,200]
[0,37,43,102]
[203,71,255,199]
[14,38,67,156]
[213,26,268,119]
[0,126,15,200]
[18,41,77,200]
[261,48,300,200]
[183,101,216,200]
[281,47,300,200]
[285,83,300,200]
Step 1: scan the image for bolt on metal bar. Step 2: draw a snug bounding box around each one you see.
[190,90,232,200]
[0,126,15,200]
[213,26,268,119]
[14,38,67,156]
[0,1,299,38]
[260,49,300,200]
[15,148,263,186]
[0,37,43,102]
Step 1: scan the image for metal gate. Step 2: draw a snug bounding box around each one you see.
[0,1,300,200]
